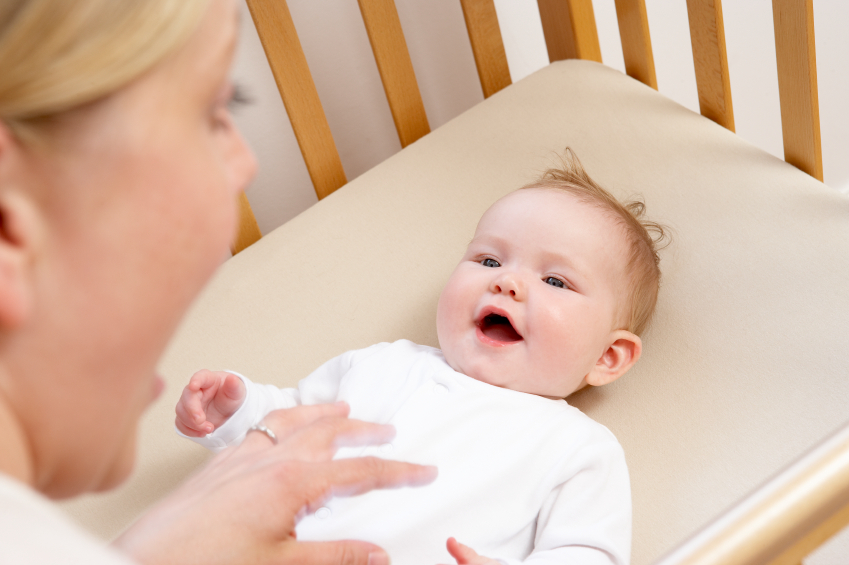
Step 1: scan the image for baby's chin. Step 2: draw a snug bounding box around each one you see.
[447,357,581,399]
[446,356,520,392]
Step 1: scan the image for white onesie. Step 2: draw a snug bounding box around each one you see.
[189,340,631,565]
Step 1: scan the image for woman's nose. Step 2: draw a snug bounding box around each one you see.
[490,272,524,300]
[230,130,258,195]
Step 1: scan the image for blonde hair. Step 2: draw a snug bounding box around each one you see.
[523,149,668,336]
[0,0,208,138]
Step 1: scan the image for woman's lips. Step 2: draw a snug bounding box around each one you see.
[151,374,165,401]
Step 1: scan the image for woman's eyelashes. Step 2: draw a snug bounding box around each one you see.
[227,83,252,111]
[211,83,251,129]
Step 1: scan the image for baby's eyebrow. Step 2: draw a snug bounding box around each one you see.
[468,233,509,248]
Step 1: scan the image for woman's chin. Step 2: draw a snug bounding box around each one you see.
[93,445,137,494]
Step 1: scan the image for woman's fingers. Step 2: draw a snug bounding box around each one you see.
[121,407,437,565]
[275,416,397,462]
[239,403,350,450]
[293,457,437,513]
[280,540,390,565]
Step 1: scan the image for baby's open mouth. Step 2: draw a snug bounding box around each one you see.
[478,313,523,343]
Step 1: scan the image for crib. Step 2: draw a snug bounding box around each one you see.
[62,1,849,564]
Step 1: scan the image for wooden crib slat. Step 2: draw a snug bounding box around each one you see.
[686,0,735,132]
[772,0,823,181]
[537,0,602,63]
[460,0,512,98]
[232,193,262,255]
[357,0,430,148]
[613,0,657,89]
[246,0,348,201]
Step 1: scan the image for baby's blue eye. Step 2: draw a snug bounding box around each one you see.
[545,276,566,288]
[481,258,500,268]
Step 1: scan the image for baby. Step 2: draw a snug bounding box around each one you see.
[176,151,665,565]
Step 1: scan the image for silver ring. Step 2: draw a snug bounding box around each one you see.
[248,423,278,445]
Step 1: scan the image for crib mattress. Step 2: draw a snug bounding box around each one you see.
[62,60,849,565]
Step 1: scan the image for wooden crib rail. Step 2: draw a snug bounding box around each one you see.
[652,420,849,565]
[237,0,824,254]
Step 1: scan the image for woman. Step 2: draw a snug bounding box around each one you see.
[0,1,435,563]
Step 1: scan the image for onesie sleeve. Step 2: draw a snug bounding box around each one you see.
[497,434,632,565]
[180,343,391,453]
[180,371,300,452]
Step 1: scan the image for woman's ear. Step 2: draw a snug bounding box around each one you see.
[0,123,42,328]
[585,330,642,387]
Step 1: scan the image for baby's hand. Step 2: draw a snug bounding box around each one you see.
[175,370,246,437]
[440,537,500,565]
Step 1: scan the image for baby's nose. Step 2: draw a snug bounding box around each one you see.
[493,283,516,297]
[491,273,524,299]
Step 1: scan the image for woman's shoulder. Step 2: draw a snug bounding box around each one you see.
[0,474,136,565]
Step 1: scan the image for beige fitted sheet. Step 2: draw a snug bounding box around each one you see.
[62,60,849,565]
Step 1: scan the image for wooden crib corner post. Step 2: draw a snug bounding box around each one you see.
[772,0,823,182]
[459,0,512,99]
[537,0,602,64]
[686,0,735,132]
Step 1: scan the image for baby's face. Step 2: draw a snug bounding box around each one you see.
[436,188,631,398]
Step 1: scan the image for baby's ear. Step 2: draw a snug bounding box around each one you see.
[585,330,642,387]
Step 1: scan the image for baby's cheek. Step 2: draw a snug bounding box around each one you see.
[435,297,458,351]
[436,288,468,361]
[436,274,465,328]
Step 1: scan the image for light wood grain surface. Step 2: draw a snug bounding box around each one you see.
[537,0,602,63]
[358,0,430,148]
[246,0,348,200]
[768,502,849,564]
[614,0,657,89]
[772,0,822,181]
[654,423,849,565]
[460,0,512,98]
[686,0,735,132]
[232,192,262,254]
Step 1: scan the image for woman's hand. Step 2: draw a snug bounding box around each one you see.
[115,401,437,565]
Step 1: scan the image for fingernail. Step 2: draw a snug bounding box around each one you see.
[368,551,389,565]
[411,465,439,485]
